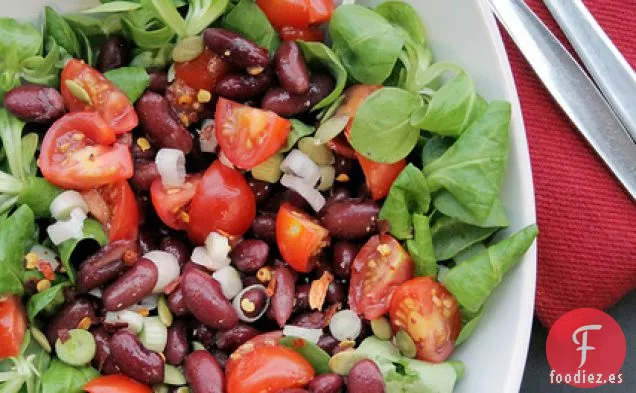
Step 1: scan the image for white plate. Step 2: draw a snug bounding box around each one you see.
[3,1,537,392]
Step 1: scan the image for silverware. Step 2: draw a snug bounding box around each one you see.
[488,0,636,199]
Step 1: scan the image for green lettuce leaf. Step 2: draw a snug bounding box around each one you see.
[406,214,436,277]
[44,6,82,58]
[0,205,35,296]
[0,17,42,99]
[223,0,278,52]
[27,282,69,323]
[431,215,498,261]
[105,66,151,103]
[433,190,509,228]
[58,219,108,284]
[421,135,453,168]
[297,41,347,110]
[41,360,99,393]
[375,1,426,44]
[282,120,314,152]
[17,177,62,219]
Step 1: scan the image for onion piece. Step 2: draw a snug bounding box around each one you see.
[29,245,60,271]
[232,285,270,322]
[190,246,213,270]
[47,208,87,245]
[129,294,160,313]
[212,266,243,299]
[329,310,362,342]
[156,148,186,188]
[203,232,232,271]
[198,119,218,153]
[280,174,326,212]
[280,149,321,186]
[314,115,350,145]
[283,325,323,344]
[49,190,88,220]
[144,251,180,294]
[104,310,144,334]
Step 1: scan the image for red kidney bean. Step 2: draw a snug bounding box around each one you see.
[334,155,352,177]
[332,241,359,278]
[103,258,158,311]
[275,41,310,95]
[294,283,311,311]
[307,74,335,106]
[231,239,269,273]
[167,286,189,316]
[326,188,350,206]
[204,28,269,69]
[210,350,229,370]
[165,320,189,366]
[131,139,157,161]
[189,321,215,349]
[347,360,385,393]
[290,311,328,329]
[97,36,128,72]
[326,281,345,305]
[261,87,311,117]
[320,199,379,239]
[91,327,120,374]
[242,275,260,288]
[251,214,277,243]
[216,70,273,100]
[308,373,344,393]
[110,330,165,385]
[184,350,225,393]
[3,85,65,123]
[248,177,274,205]
[136,91,193,154]
[316,334,339,354]
[237,286,267,318]
[148,68,168,93]
[280,390,310,393]
[160,236,190,266]
[271,266,295,328]
[138,230,156,255]
[215,323,261,352]
[132,160,160,191]
[76,239,138,293]
[182,268,239,330]
[45,297,95,346]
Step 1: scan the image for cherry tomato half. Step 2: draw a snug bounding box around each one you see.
[61,59,138,135]
[349,234,414,320]
[226,345,315,393]
[279,26,325,42]
[357,154,406,201]
[225,331,283,375]
[174,48,232,92]
[81,181,139,242]
[151,174,201,231]
[308,0,334,24]
[84,375,152,393]
[215,98,291,169]
[0,296,26,359]
[276,203,329,273]
[257,0,310,28]
[390,277,461,363]
[39,112,134,190]
[187,161,256,243]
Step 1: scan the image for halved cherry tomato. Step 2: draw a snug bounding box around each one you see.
[174,48,232,92]
[39,112,134,190]
[84,375,152,393]
[82,181,139,241]
[226,345,315,393]
[225,331,283,375]
[348,234,414,320]
[357,154,406,200]
[390,277,461,363]
[215,98,291,169]
[187,161,256,243]
[308,0,334,24]
[151,175,201,231]
[279,26,325,42]
[257,0,310,28]
[0,296,26,359]
[276,203,329,273]
[61,59,138,135]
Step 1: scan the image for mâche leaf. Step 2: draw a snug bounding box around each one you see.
[58,219,108,284]
[105,66,151,102]
[0,205,35,296]
[406,214,437,277]
[431,215,498,261]
[223,0,278,52]
[297,41,347,110]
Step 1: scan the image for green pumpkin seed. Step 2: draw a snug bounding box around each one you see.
[172,36,205,63]
[328,349,367,375]
[318,165,335,191]
[152,385,169,393]
[30,326,52,353]
[314,115,350,145]
[395,329,417,358]
[164,364,186,385]
[318,94,346,123]
[251,153,283,183]
[298,137,335,165]
[158,295,173,327]
[370,317,393,341]
[65,79,92,105]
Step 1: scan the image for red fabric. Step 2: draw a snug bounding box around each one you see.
[502,0,636,327]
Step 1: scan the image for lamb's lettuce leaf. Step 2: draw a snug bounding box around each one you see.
[0,205,35,296]
[431,215,498,261]
[406,214,436,277]
[58,219,108,284]
[104,66,150,103]
[223,0,278,52]
[297,41,347,110]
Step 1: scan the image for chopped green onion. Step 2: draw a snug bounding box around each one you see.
[139,316,168,353]
[251,153,283,183]
[55,329,96,366]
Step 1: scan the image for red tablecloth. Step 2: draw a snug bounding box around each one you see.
[502,0,636,327]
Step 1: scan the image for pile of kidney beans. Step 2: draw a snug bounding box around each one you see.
[15,28,389,393]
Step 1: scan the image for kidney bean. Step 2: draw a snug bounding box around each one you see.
[242,275,260,288]
[76,239,138,293]
[3,85,65,123]
[238,286,267,318]
[189,321,215,349]
[308,373,343,393]
[326,281,345,305]
[204,28,269,69]
[275,41,310,95]
[347,360,385,393]
[97,36,128,72]
[215,323,261,352]
[148,68,168,93]
[160,236,190,266]
[320,199,379,239]
[182,268,239,329]
[270,266,295,328]
[103,258,158,311]
[184,350,225,393]
[273,259,299,283]
[110,330,164,385]
[326,188,350,205]
[91,327,120,374]
[231,240,269,273]
[216,70,273,100]
[138,230,156,255]
[251,214,277,243]
[279,390,310,393]
[132,160,160,191]
[45,297,95,346]
[294,283,310,311]
[248,177,274,205]
[210,350,229,370]
[261,87,311,117]
[165,320,189,366]
[290,311,327,329]
[136,91,193,154]
[167,286,189,316]
[332,241,359,278]
[316,334,339,354]
[131,139,157,161]
[307,73,335,105]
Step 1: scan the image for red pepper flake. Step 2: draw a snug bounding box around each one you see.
[37,261,56,281]
[309,271,333,311]
[123,249,139,265]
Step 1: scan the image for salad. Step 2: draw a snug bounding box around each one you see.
[0,1,538,393]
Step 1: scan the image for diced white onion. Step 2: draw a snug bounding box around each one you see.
[49,191,89,220]
[212,266,243,299]
[281,174,326,212]
[144,251,180,294]
[329,310,362,342]
[139,316,168,353]
[190,246,213,270]
[29,245,60,271]
[105,310,145,334]
[280,149,321,187]
[283,325,323,344]
[156,148,186,188]
[203,232,232,271]
[198,119,217,153]
[129,294,159,312]
[47,208,87,245]
[88,288,103,298]
[218,151,234,168]
[167,64,176,83]
[232,285,270,322]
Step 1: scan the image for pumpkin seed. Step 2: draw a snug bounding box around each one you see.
[30,326,52,353]
[164,364,186,386]
[152,385,169,393]
[317,165,335,191]
[172,36,205,63]
[314,115,350,145]
[298,137,335,165]
[328,349,367,375]
[158,295,173,327]
[318,94,346,123]
[395,329,417,358]
[65,79,92,105]
[370,317,393,341]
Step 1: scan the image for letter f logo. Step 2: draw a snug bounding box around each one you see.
[572,324,602,368]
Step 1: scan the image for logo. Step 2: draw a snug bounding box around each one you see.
[546,308,626,388]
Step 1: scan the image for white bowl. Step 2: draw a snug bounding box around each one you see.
[3,1,537,392]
